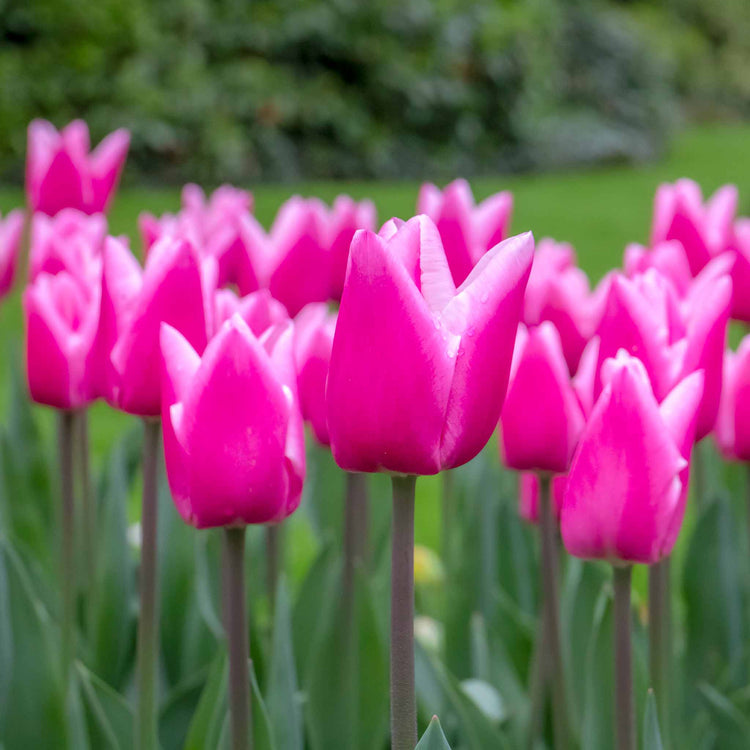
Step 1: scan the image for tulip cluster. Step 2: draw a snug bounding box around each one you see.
[8,118,750,750]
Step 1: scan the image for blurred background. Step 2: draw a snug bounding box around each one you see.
[0,0,749,184]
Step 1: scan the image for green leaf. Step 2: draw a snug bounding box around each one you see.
[194,530,224,640]
[267,578,303,750]
[184,653,228,750]
[76,662,134,750]
[416,715,452,749]
[65,673,91,750]
[698,683,750,749]
[90,442,136,689]
[305,566,388,750]
[0,538,12,718]
[0,538,67,749]
[684,498,747,696]
[250,660,277,750]
[643,689,663,750]
[159,666,210,750]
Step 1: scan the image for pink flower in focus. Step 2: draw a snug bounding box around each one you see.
[214,288,288,337]
[26,120,129,216]
[160,316,305,529]
[327,215,533,475]
[417,179,513,285]
[561,351,704,565]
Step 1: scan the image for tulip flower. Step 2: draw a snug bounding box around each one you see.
[29,209,107,285]
[324,196,377,300]
[523,239,608,373]
[500,323,586,473]
[0,209,25,298]
[24,271,100,411]
[214,288,288,337]
[161,315,305,749]
[26,119,129,216]
[98,235,213,416]
[417,178,513,285]
[623,240,693,297]
[596,266,731,441]
[650,179,737,276]
[327,214,532,750]
[725,218,750,322]
[715,336,750,463]
[518,472,567,524]
[294,303,336,446]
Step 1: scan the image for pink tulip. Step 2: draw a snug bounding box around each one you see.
[214,288,288,337]
[417,179,513,286]
[596,267,731,440]
[294,303,337,446]
[29,209,107,285]
[623,240,693,297]
[324,196,377,300]
[561,351,704,565]
[26,119,129,216]
[725,219,750,322]
[327,215,533,475]
[715,337,750,462]
[519,473,567,524]
[160,315,305,528]
[0,209,25,298]
[500,323,585,473]
[24,271,101,409]
[98,235,213,416]
[262,197,329,316]
[523,239,607,373]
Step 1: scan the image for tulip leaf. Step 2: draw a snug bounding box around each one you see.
[684,498,747,698]
[250,660,277,750]
[90,441,136,689]
[305,565,388,750]
[643,689,663,750]
[65,673,91,750]
[416,715,453,749]
[76,662,134,750]
[159,665,210,750]
[184,653,228,750]
[0,539,12,720]
[698,683,750,749]
[194,530,224,640]
[267,578,303,750]
[0,537,67,749]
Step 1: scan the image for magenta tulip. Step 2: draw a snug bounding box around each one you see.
[500,322,585,473]
[26,119,129,216]
[327,215,533,475]
[294,303,337,446]
[160,315,305,528]
[98,235,212,416]
[417,179,513,286]
[0,209,25,298]
[523,239,607,373]
[519,472,567,524]
[623,240,693,297]
[561,351,703,564]
[324,196,377,300]
[715,336,750,462]
[596,267,731,440]
[650,179,737,276]
[24,271,101,410]
[725,219,750,322]
[29,209,107,286]
[214,288,288,337]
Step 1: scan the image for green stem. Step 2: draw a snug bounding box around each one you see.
[224,526,251,750]
[58,411,75,682]
[613,565,635,750]
[390,475,418,750]
[343,472,370,600]
[538,473,568,750]
[136,419,161,750]
[526,592,549,749]
[76,409,96,631]
[265,524,281,612]
[649,558,671,746]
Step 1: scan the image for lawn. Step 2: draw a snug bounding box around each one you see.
[1,121,748,552]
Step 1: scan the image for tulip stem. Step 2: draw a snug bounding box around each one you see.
[58,411,75,682]
[265,525,281,612]
[538,473,568,750]
[224,526,251,750]
[613,565,635,750]
[390,474,418,750]
[76,409,96,631]
[649,557,672,746]
[136,419,161,750]
[343,472,370,600]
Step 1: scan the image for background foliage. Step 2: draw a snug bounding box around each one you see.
[0,0,748,183]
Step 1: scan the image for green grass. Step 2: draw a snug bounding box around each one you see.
[1,122,748,548]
